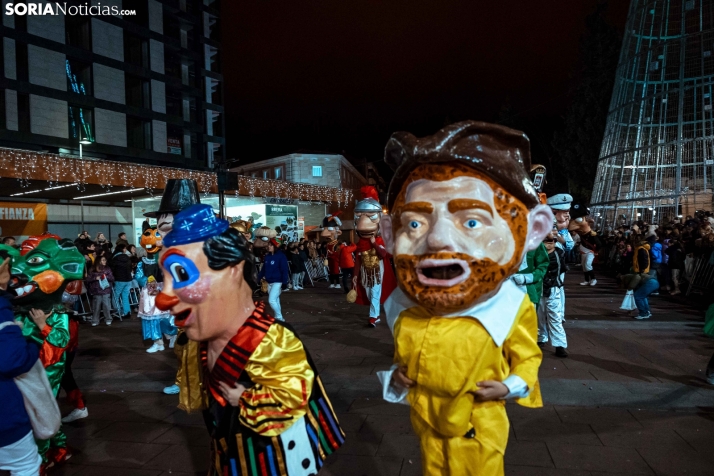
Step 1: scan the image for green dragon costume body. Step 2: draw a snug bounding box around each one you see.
[0,233,84,469]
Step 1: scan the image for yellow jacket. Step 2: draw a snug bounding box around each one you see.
[381,280,543,452]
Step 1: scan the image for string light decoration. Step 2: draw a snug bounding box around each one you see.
[0,147,218,194]
[0,147,354,205]
[232,176,353,205]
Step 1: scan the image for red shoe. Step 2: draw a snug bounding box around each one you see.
[46,447,72,468]
[368,317,380,328]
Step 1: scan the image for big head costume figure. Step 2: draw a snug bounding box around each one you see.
[155,204,344,475]
[321,212,343,287]
[381,121,553,314]
[144,179,202,241]
[138,179,201,353]
[230,218,254,243]
[252,225,277,251]
[5,233,84,311]
[1,234,84,468]
[568,203,601,286]
[377,121,551,475]
[351,186,397,326]
[320,212,342,241]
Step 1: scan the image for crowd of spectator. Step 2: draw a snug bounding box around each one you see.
[591,211,714,296]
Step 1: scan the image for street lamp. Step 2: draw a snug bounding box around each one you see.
[79,136,92,159]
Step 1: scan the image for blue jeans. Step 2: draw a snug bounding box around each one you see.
[634,278,659,317]
[114,281,132,316]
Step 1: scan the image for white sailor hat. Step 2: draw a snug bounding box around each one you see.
[546,193,573,210]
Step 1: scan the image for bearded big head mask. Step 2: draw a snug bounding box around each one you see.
[380,121,553,314]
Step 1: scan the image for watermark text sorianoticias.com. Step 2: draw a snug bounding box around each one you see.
[5,3,136,16]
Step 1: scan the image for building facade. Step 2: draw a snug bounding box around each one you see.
[590,0,714,226]
[0,0,224,169]
[232,153,368,235]
[232,153,367,191]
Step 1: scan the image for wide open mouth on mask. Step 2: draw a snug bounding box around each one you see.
[416,259,470,287]
[12,282,37,298]
[7,275,38,298]
[173,308,192,326]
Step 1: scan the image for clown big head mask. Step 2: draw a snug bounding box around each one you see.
[0,235,84,311]
[381,121,553,314]
[155,204,258,342]
[355,186,383,238]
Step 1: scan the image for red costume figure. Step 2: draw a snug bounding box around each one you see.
[321,212,343,288]
[338,242,357,293]
[351,186,397,327]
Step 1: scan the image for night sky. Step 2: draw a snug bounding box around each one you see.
[221,1,629,174]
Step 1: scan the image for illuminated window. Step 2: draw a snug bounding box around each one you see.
[312,166,322,177]
[68,106,94,143]
[66,60,92,96]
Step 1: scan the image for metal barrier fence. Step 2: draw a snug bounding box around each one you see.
[306,259,328,282]
[686,257,714,296]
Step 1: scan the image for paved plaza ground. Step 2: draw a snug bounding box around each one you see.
[40,271,714,476]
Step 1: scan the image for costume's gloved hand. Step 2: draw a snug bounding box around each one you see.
[512,273,534,285]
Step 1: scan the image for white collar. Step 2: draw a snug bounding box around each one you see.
[385,279,526,347]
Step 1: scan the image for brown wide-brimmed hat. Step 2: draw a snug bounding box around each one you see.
[384,120,539,210]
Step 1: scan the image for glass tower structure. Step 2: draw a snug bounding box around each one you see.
[590,0,714,226]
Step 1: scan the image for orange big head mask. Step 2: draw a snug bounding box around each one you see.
[140,224,163,255]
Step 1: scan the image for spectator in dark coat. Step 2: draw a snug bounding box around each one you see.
[87,256,115,326]
[111,244,134,319]
[665,239,685,295]
[289,246,306,290]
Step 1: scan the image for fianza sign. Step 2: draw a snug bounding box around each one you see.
[0,202,48,237]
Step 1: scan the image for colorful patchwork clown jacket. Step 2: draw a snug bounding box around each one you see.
[202,302,344,476]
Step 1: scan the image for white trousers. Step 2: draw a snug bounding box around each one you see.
[580,249,595,272]
[292,271,304,288]
[559,273,566,321]
[538,287,567,348]
[267,283,283,321]
[365,280,383,318]
[0,431,42,476]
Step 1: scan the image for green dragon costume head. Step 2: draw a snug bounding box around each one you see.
[0,233,85,311]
